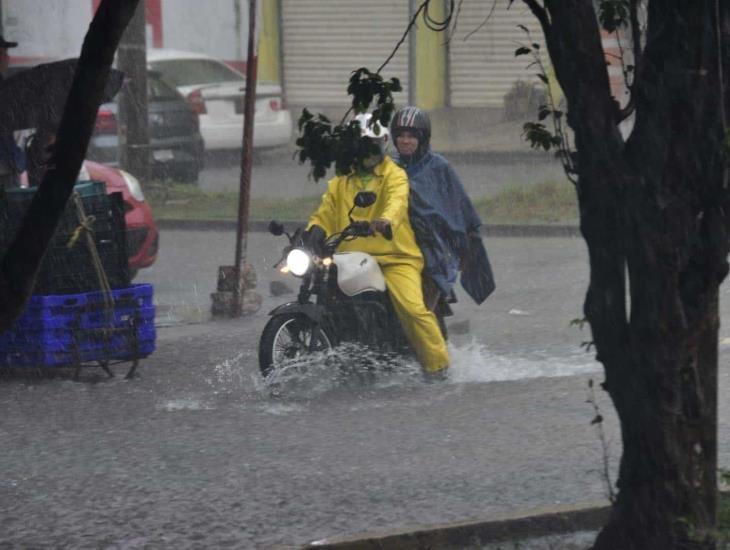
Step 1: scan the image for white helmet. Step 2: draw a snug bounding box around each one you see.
[353,113,389,141]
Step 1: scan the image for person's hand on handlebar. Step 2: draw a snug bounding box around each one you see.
[371,218,393,240]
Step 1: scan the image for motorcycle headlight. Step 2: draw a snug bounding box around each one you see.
[286,248,311,277]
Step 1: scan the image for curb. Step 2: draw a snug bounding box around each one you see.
[157,219,581,238]
[299,502,610,550]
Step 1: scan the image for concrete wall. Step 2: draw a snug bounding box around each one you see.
[2,0,92,59]
[0,0,262,70]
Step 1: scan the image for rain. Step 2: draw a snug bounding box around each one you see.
[2,1,730,549]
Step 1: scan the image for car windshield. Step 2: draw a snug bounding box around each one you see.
[149,59,244,87]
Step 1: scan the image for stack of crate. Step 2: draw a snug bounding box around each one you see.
[0,182,156,369]
[0,181,130,294]
[0,284,156,368]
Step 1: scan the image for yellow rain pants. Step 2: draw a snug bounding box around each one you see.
[307,156,449,373]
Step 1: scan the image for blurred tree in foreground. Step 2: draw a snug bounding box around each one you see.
[521,2,728,548]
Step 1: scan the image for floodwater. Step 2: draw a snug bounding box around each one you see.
[4,229,730,547]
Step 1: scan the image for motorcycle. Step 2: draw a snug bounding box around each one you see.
[258,191,449,377]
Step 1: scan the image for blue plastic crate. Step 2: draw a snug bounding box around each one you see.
[11,315,80,330]
[0,285,156,367]
[24,290,95,315]
[83,305,155,330]
[20,285,153,317]
[0,323,155,353]
[0,335,156,367]
[0,306,155,348]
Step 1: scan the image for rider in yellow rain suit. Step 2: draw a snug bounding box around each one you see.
[307,148,450,375]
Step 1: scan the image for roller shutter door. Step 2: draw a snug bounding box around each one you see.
[449,3,544,107]
[281,0,410,108]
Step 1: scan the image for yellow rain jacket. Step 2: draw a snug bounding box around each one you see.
[307,156,449,373]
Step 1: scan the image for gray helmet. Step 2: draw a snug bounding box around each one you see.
[391,106,431,145]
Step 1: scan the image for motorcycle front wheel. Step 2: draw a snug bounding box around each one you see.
[258,313,334,377]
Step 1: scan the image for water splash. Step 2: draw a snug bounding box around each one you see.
[260,343,422,399]
[448,339,599,383]
[208,350,258,393]
[210,339,599,402]
[157,397,214,411]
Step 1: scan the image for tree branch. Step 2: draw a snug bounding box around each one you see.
[521,0,550,31]
[630,0,642,72]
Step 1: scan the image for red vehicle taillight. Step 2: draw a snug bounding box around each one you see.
[186,89,207,115]
[95,109,117,135]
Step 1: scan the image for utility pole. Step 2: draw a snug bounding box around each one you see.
[117,0,149,181]
[212,0,260,318]
[232,0,258,315]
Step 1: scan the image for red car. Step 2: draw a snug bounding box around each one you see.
[81,160,159,273]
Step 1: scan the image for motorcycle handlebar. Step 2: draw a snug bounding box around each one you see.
[321,220,393,254]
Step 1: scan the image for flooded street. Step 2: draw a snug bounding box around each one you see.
[4,229,730,548]
[0,0,723,547]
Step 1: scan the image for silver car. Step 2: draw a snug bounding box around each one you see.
[147,48,293,151]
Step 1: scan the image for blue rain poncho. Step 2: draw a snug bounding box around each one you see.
[395,149,495,304]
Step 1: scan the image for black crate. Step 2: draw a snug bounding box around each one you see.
[0,186,130,293]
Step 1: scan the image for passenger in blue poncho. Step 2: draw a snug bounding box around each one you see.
[391,106,495,310]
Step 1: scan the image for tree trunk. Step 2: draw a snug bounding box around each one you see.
[0,0,141,332]
[523,1,730,547]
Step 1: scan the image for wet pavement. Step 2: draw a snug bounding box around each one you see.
[3,231,730,548]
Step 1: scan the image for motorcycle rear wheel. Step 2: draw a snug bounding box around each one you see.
[259,313,334,377]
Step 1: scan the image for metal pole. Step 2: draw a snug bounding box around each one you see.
[232,0,258,315]
[117,0,149,181]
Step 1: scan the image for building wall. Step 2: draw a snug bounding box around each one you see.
[0,0,262,74]
[2,0,92,60]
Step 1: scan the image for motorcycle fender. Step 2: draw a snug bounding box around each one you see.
[268,302,324,324]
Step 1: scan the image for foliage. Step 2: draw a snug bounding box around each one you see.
[294,0,454,182]
[513,29,575,182]
[586,379,616,503]
[295,69,402,181]
[295,70,401,182]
